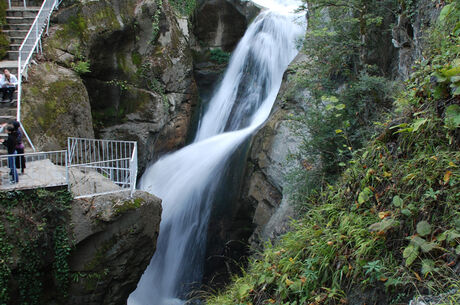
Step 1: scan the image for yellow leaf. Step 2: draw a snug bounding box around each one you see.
[414,271,422,282]
[444,170,452,184]
[289,257,294,263]
[430,156,438,161]
[268,299,276,304]
[448,161,457,167]
[285,279,294,286]
[379,211,391,219]
[383,171,392,178]
[335,129,343,134]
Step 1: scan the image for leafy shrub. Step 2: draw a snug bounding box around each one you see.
[207,2,460,305]
[210,48,231,65]
[71,60,91,74]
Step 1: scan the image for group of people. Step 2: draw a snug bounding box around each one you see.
[0,68,18,103]
[0,120,25,184]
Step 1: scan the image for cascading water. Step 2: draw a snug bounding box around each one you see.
[128,2,305,305]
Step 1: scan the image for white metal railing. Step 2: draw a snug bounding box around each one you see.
[0,150,68,187]
[7,1,28,9]
[16,0,61,151]
[67,137,138,198]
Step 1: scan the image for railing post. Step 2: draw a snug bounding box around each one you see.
[23,0,26,8]
[65,150,70,192]
[8,0,11,9]
[17,52,21,122]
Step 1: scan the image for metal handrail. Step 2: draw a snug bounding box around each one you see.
[67,137,138,198]
[15,0,61,151]
[130,142,138,197]
[0,149,68,187]
[7,1,28,9]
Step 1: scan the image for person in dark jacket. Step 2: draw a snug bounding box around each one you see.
[11,120,25,174]
[1,125,19,183]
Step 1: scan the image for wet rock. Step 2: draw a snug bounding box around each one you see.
[194,0,260,52]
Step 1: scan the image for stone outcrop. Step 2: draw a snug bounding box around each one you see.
[22,62,94,151]
[192,0,261,100]
[68,190,162,305]
[194,0,260,52]
[32,0,198,173]
[392,0,442,78]
[238,53,312,249]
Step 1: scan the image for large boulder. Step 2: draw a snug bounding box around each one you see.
[68,190,162,305]
[21,62,94,151]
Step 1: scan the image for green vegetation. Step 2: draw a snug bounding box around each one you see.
[0,189,73,304]
[210,48,231,65]
[169,0,197,17]
[0,1,9,60]
[208,1,459,304]
[71,60,91,75]
[151,0,163,44]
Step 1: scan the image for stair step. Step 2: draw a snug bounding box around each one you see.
[8,44,21,51]
[3,30,28,38]
[9,37,26,44]
[2,23,33,31]
[5,16,35,25]
[7,8,40,18]
[0,107,17,116]
[0,116,16,124]
[8,0,42,7]
[7,51,19,60]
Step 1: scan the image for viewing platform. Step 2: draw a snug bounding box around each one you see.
[0,137,138,198]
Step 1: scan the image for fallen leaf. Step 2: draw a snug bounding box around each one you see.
[414,272,422,281]
[378,211,391,219]
[444,170,452,184]
[285,279,294,286]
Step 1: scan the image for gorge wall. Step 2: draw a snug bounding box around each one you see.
[237,0,443,250]
[23,0,198,174]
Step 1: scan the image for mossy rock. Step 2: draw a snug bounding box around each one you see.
[21,63,94,150]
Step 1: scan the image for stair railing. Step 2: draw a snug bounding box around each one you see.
[16,0,61,151]
[7,1,28,9]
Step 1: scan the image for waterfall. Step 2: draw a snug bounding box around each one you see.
[128,4,305,305]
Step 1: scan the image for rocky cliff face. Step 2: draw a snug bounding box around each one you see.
[69,191,161,305]
[236,53,311,249]
[22,0,198,173]
[392,0,442,78]
[192,0,260,102]
[241,0,443,249]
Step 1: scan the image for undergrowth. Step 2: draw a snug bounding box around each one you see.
[207,1,459,304]
[0,189,73,305]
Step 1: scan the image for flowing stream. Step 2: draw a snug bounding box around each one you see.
[128,3,305,304]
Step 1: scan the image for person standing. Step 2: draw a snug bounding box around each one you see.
[11,120,25,174]
[0,69,18,103]
[0,125,19,183]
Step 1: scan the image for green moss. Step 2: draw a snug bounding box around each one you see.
[0,1,9,60]
[131,51,142,68]
[114,198,145,215]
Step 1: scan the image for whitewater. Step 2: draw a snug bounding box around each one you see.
[129,2,305,304]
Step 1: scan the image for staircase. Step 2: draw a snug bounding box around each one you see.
[0,0,42,154]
